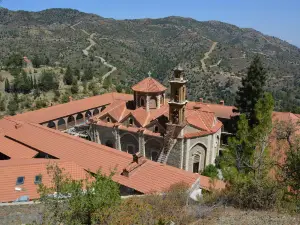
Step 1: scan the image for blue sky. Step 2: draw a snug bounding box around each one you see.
[2,0,300,47]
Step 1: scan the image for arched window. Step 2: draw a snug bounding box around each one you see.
[93,108,100,116]
[47,121,56,129]
[154,125,159,133]
[129,118,133,126]
[193,154,200,173]
[85,110,92,118]
[105,140,114,148]
[149,96,157,109]
[140,97,145,107]
[57,118,66,131]
[106,117,111,122]
[67,116,75,127]
[76,113,84,125]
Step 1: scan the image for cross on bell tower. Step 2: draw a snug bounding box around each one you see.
[168,66,188,125]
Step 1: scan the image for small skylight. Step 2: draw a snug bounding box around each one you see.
[16,176,25,185]
[34,175,42,184]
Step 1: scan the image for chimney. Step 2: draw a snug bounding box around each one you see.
[220,100,224,105]
[15,123,23,129]
[133,152,143,164]
[69,96,73,102]
[199,98,203,103]
[121,152,146,177]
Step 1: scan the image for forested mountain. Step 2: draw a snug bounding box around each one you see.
[1,7,300,111]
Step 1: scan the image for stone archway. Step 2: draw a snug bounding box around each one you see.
[67,115,75,128]
[76,113,84,125]
[120,133,139,154]
[57,118,66,131]
[189,143,207,172]
[47,121,56,129]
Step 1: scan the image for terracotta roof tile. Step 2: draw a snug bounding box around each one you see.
[187,102,237,119]
[12,93,132,124]
[0,135,38,159]
[0,159,87,202]
[1,119,215,195]
[132,77,167,93]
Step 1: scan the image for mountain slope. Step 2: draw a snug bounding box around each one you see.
[1,8,300,110]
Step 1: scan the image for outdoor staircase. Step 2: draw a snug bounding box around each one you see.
[157,125,177,164]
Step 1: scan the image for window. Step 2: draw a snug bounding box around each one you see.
[34,175,42,184]
[154,125,159,133]
[106,117,111,122]
[16,176,25,185]
[129,118,133,125]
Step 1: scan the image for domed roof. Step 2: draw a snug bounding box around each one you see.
[132,77,167,93]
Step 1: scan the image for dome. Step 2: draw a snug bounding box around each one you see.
[132,77,167,93]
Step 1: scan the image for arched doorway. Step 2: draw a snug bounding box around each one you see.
[76,113,84,125]
[47,121,56,129]
[57,118,66,131]
[67,115,75,128]
[190,143,207,172]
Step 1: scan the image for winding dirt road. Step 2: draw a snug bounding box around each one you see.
[71,22,117,82]
[200,41,218,73]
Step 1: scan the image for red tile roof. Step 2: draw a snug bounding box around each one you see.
[188,102,237,119]
[0,135,38,159]
[0,118,219,195]
[132,77,167,93]
[0,159,88,202]
[12,93,133,124]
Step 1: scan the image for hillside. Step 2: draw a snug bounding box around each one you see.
[1,8,300,110]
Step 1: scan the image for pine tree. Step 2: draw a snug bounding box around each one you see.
[4,78,10,93]
[63,66,73,85]
[32,55,41,68]
[235,55,267,126]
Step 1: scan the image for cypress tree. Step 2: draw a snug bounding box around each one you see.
[63,66,73,85]
[4,78,10,93]
[235,55,267,126]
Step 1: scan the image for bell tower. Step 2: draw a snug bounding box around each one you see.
[168,67,187,124]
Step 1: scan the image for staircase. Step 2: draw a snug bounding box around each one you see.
[157,125,177,164]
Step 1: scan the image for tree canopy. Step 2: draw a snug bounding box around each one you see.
[235,55,267,126]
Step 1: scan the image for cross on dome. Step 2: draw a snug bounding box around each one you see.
[148,71,152,77]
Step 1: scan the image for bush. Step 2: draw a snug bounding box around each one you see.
[202,164,218,179]
[39,70,59,91]
[226,176,280,210]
